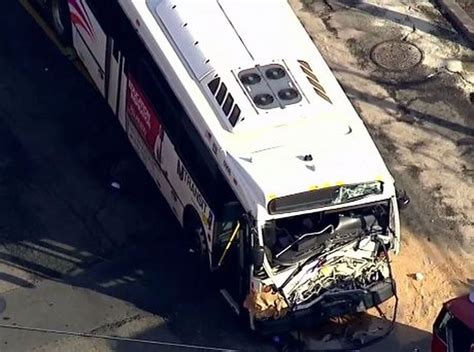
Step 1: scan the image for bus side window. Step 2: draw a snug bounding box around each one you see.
[84,0,102,20]
[214,202,243,247]
[179,116,218,181]
[178,116,238,208]
[85,0,121,35]
[112,3,236,210]
[214,220,237,248]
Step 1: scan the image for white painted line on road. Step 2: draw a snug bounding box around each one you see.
[21,241,84,264]
[0,322,240,351]
[39,238,93,258]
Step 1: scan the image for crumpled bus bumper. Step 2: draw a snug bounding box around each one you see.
[254,279,395,335]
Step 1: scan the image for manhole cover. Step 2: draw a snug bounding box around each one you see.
[371,40,423,71]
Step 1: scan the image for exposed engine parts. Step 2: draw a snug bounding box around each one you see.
[256,202,394,319]
[289,255,390,307]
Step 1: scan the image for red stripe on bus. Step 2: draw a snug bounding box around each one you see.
[68,0,95,39]
[70,12,94,39]
[75,0,96,38]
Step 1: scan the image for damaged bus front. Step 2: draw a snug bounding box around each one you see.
[243,181,405,333]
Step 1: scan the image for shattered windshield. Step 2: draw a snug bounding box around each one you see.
[334,181,383,204]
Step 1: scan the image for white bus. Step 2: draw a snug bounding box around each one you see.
[36,0,408,333]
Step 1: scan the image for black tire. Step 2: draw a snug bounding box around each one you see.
[184,211,211,292]
[185,216,207,263]
[49,0,72,45]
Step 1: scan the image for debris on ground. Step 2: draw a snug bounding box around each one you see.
[110,182,121,190]
[410,272,425,281]
[244,286,289,320]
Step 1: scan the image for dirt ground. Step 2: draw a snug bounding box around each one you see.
[291,0,474,347]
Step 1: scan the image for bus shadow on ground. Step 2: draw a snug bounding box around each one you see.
[63,235,274,352]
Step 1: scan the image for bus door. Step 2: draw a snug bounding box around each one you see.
[106,38,125,120]
[69,0,107,94]
[101,1,130,127]
[212,203,248,314]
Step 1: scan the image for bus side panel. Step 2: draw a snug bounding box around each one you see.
[125,96,216,250]
[68,0,106,94]
[160,137,215,250]
[107,39,122,116]
[116,57,127,130]
[127,122,183,223]
[67,1,216,253]
[122,69,215,249]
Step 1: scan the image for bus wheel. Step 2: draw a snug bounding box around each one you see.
[50,0,72,45]
[187,219,207,262]
[184,214,210,291]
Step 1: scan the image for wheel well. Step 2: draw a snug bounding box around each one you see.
[183,205,202,232]
[49,0,72,45]
[183,205,208,255]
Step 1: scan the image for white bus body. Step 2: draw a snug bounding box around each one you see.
[37,0,404,333]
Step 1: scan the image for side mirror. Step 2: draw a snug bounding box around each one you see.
[252,246,265,269]
[396,188,410,210]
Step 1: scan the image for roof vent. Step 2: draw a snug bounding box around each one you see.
[266,67,286,80]
[238,64,302,110]
[207,77,242,127]
[254,93,275,107]
[278,88,299,101]
[241,73,261,85]
[298,60,332,104]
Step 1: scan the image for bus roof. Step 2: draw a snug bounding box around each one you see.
[147,0,337,131]
[128,0,394,218]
